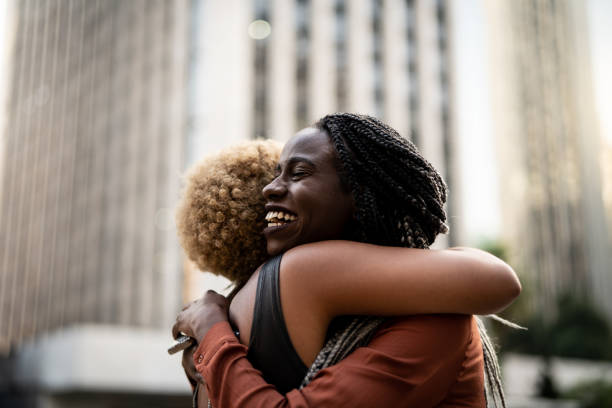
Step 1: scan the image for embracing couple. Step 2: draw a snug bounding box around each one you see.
[172,113,521,407]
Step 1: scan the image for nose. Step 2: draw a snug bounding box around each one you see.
[263,176,287,201]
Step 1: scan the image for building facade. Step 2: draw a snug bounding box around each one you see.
[0,0,192,405]
[486,0,612,320]
[0,0,459,405]
[185,0,461,296]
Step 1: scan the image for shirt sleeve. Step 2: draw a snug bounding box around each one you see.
[194,315,474,408]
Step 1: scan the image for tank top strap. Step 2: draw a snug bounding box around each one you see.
[247,254,308,393]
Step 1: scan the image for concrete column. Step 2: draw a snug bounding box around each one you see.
[199,0,253,149]
[346,0,375,115]
[269,0,295,141]
[382,0,410,137]
[415,0,445,174]
[308,0,336,122]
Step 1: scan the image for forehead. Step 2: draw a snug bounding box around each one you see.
[280,128,334,164]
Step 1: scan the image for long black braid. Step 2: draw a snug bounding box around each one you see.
[300,113,506,407]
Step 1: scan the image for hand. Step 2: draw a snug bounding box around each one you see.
[182,343,204,388]
[173,290,228,343]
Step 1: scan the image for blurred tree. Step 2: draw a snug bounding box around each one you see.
[550,294,612,360]
[481,240,612,360]
[478,239,509,262]
[495,291,612,361]
[564,380,612,408]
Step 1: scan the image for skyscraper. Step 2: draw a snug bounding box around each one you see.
[0,0,191,404]
[187,0,460,240]
[486,0,612,320]
[1,0,459,404]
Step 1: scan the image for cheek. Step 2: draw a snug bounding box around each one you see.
[312,193,353,232]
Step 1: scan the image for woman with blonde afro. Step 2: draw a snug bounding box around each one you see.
[175,125,520,407]
[176,140,281,288]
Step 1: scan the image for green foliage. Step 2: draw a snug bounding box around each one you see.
[564,380,612,408]
[550,294,612,360]
[495,292,612,361]
[478,239,508,262]
[479,240,612,360]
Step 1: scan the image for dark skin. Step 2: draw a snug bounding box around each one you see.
[175,128,353,401]
[175,128,357,363]
[262,128,355,256]
[173,128,520,400]
[174,129,354,399]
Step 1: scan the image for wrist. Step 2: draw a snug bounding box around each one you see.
[194,310,227,341]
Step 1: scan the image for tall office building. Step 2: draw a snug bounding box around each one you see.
[184,0,461,298]
[0,0,191,405]
[187,0,460,242]
[486,0,612,320]
[1,0,458,405]
[603,144,612,234]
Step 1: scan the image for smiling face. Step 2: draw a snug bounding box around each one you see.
[262,127,355,256]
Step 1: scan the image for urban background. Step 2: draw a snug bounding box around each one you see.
[0,0,610,407]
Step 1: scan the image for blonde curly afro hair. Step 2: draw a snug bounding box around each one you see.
[176,140,281,285]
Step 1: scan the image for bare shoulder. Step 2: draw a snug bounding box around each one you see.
[279,240,378,278]
[228,266,262,345]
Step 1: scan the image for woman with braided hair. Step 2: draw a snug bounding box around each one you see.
[174,113,520,407]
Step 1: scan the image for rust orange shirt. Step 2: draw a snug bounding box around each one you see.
[195,314,485,407]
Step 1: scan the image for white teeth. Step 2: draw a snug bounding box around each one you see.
[266,211,297,224]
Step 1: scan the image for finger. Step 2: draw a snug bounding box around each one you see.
[182,352,196,377]
[182,346,204,385]
[203,289,227,307]
[172,320,181,340]
[204,289,221,301]
[181,299,197,311]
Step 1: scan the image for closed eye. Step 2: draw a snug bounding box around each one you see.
[291,171,307,180]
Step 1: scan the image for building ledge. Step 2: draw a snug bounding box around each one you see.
[11,324,191,395]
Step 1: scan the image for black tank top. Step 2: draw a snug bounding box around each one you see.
[246,255,308,394]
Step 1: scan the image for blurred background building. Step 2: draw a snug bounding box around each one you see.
[0,0,610,406]
[0,0,191,406]
[0,0,461,405]
[486,0,612,323]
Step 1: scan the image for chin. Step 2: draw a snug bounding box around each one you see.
[266,242,284,257]
[266,238,298,257]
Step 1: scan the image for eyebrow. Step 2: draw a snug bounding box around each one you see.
[276,156,316,172]
[287,156,316,167]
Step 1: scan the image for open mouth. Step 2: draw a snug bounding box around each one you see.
[265,210,297,228]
